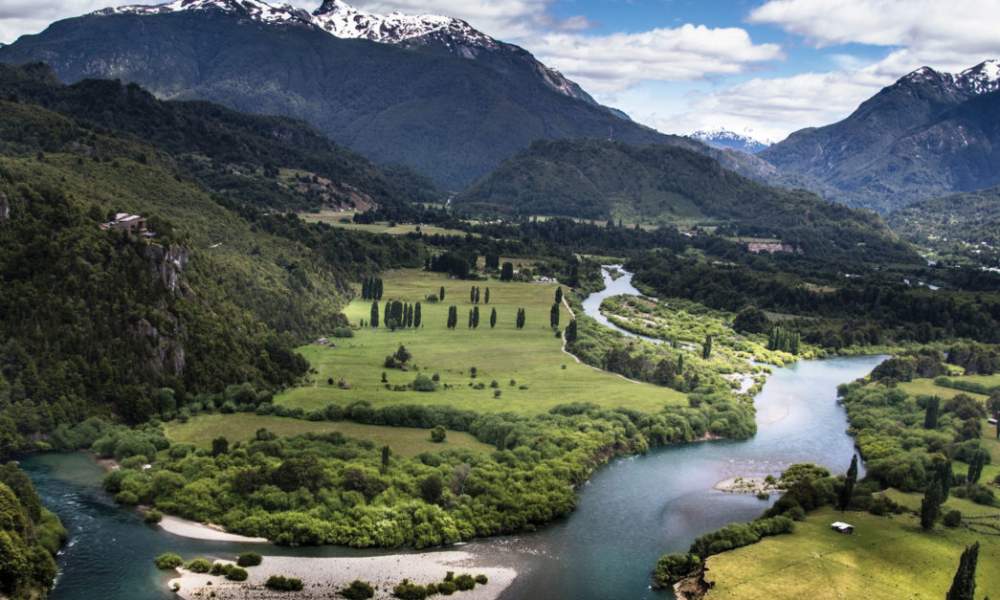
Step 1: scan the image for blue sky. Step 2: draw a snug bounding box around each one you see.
[3,0,999,141]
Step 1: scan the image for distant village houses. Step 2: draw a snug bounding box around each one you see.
[100,212,154,238]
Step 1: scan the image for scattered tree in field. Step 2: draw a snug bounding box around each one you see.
[967,449,989,484]
[370,301,379,328]
[555,287,563,305]
[394,345,411,364]
[470,286,477,304]
[485,287,491,304]
[924,396,940,429]
[702,335,713,360]
[472,306,480,328]
[211,437,229,456]
[500,262,514,281]
[340,580,375,600]
[516,308,526,329]
[439,286,446,302]
[565,319,578,344]
[414,302,422,328]
[420,473,444,504]
[490,308,497,329]
[485,253,500,270]
[838,454,858,511]
[550,302,560,329]
[447,305,458,329]
[989,393,1000,439]
[383,302,390,329]
[946,542,980,600]
[677,354,684,374]
[921,474,944,530]
[468,309,474,328]
[380,446,391,473]
[430,426,447,443]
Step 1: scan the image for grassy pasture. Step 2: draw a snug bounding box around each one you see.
[164,414,493,458]
[899,378,989,401]
[705,504,1000,600]
[300,211,470,237]
[276,269,685,415]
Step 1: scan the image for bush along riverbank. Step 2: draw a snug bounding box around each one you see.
[52,390,755,548]
[652,349,1000,598]
[0,461,67,598]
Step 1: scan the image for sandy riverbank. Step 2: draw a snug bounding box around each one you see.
[714,476,781,495]
[168,552,517,600]
[158,515,269,543]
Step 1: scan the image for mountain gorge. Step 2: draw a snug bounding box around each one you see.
[0,0,700,189]
[762,60,1000,212]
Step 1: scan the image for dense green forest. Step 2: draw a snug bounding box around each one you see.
[888,186,1000,268]
[0,462,65,597]
[0,67,423,455]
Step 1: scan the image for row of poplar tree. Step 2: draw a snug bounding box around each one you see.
[360,277,384,301]
[365,300,421,330]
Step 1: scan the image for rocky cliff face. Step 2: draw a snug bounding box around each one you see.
[146,243,190,295]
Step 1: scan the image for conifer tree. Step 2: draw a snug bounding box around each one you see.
[501,262,514,281]
[447,305,458,329]
[485,288,490,304]
[702,335,713,360]
[968,449,988,484]
[362,277,370,300]
[470,286,476,304]
[414,302,422,328]
[472,306,480,328]
[924,396,941,429]
[677,354,684,374]
[380,446,391,473]
[439,286,446,302]
[375,278,383,300]
[370,301,379,328]
[921,476,944,530]
[565,319,577,343]
[550,302,560,329]
[946,542,980,600]
[555,287,563,305]
[468,309,474,328]
[490,307,497,329]
[383,302,390,328]
[838,454,858,511]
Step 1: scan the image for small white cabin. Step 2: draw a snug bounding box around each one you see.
[830,521,854,535]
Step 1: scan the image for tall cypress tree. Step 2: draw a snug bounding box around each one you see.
[370,301,379,328]
[838,454,858,511]
[414,302,422,328]
[946,542,980,600]
[924,396,941,429]
[702,335,713,359]
[375,278,383,300]
[490,307,497,329]
[921,475,944,530]
[447,305,457,329]
[470,286,476,304]
[485,288,490,304]
[555,287,563,305]
[439,286,446,302]
[566,319,578,344]
[550,302,560,329]
[468,309,474,328]
[362,277,370,300]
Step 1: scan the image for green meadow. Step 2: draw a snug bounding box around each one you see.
[276,269,685,415]
[705,504,1000,600]
[163,414,492,458]
[300,211,471,237]
[899,378,989,401]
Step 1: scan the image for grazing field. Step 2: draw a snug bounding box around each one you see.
[300,211,471,237]
[704,505,1000,600]
[164,414,493,457]
[276,269,685,415]
[898,378,989,401]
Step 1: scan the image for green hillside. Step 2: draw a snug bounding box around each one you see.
[888,186,1000,267]
[456,139,916,263]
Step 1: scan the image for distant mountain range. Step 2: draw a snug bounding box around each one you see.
[691,129,771,154]
[0,0,712,189]
[762,60,1000,212]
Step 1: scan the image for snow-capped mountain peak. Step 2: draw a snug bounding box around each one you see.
[97,0,311,25]
[691,128,771,154]
[957,59,1000,94]
[312,0,496,48]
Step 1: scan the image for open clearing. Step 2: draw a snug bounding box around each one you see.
[276,269,684,415]
[300,211,470,237]
[164,414,493,457]
[705,504,1000,599]
[899,378,989,401]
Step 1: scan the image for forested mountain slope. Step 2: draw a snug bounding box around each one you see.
[761,61,1000,212]
[456,139,916,265]
[0,70,422,453]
